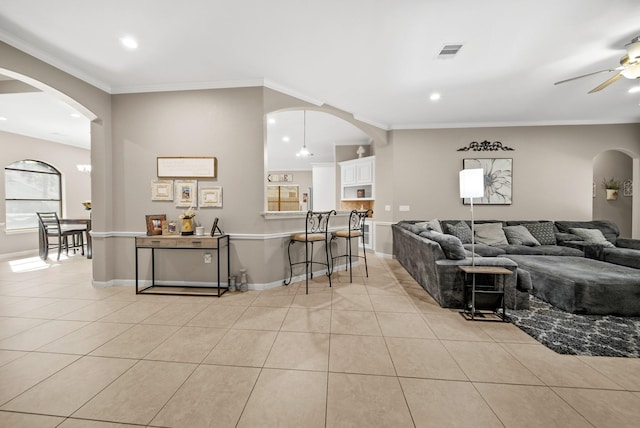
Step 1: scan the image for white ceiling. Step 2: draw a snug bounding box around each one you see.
[0,0,639,154]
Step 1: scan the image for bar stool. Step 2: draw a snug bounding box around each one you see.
[284,210,336,294]
[330,209,372,282]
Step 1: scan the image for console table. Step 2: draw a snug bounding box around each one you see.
[459,265,512,321]
[135,234,230,297]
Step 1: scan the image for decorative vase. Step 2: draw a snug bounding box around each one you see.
[239,268,248,292]
[181,218,194,235]
[606,189,618,200]
[228,276,236,292]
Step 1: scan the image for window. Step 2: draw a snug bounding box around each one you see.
[5,160,61,230]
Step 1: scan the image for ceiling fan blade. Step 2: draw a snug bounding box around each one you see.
[588,72,624,93]
[554,69,617,85]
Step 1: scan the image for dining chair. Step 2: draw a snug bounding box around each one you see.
[37,212,85,260]
[284,210,336,294]
[330,209,372,282]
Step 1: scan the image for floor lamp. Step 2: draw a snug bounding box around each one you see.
[459,168,485,266]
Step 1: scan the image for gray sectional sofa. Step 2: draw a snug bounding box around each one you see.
[392,219,640,316]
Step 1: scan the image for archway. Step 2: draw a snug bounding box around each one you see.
[593,149,637,238]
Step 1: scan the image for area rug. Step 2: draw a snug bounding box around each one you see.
[506,297,640,358]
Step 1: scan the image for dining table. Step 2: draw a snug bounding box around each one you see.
[38,217,92,260]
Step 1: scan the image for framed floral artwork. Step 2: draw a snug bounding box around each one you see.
[463,158,512,205]
[175,180,197,207]
[199,186,222,208]
[151,180,174,201]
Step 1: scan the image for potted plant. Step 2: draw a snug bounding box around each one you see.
[601,177,621,200]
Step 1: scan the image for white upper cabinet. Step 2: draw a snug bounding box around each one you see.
[339,156,375,200]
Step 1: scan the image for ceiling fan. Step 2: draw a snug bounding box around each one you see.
[554,36,640,93]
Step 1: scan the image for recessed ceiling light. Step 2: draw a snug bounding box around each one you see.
[120,36,138,50]
[282,136,290,142]
[267,118,276,124]
[70,113,82,118]
[628,85,640,94]
[0,117,7,121]
[430,93,441,101]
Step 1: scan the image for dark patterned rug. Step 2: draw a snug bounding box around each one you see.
[507,297,640,358]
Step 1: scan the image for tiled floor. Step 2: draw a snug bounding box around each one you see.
[0,253,639,428]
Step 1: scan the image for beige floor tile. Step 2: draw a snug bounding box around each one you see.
[280,308,331,333]
[400,378,503,428]
[422,313,494,341]
[291,292,332,309]
[250,294,294,308]
[0,411,64,428]
[144,326,227,363]
[0,297,61,317]
[369,294,416,312]
[57,300,133,321]
[475,383,592,428]
[203,329,277,367]
[0,320,89,351]
[38,321,132,355]
[331,293,374,311]
[2,356,135,416]
[331,310,381,335]
[90,324,179,359]
[215,290,259,306]
[329,334,395,375]
[152,364,260,428]
[365,283,406,296]
[0,352,79,405]
[58,419,140,427]
[578,356,640,391]
[331,282,368,294]
[72,360,195,425]
[265,331,330,371]
[0,317,46,340]
[232,306,288,330]
[553,387,640,428]
[140,301,209,325]
[18,299,93,319]
[237,368,326,428]
[186,304,247,328]
[386,337,467,380]
[0,350,26,367]
[503,343,624,389]
[479,320,540,343]
[376,311,436,338]
[326,372,413,428]
[98,301,168,323]
[443,341,543,385]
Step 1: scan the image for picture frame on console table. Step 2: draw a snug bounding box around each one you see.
[145,214,167,236]
[462,158,512,205]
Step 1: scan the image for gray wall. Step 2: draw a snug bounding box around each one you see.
[0,131,91,256]
[593,150,633,237]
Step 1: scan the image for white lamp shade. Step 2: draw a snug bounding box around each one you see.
[459,168,484,198]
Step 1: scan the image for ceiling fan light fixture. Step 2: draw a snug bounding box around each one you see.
[625,40,640,62]
[621,62,640,79]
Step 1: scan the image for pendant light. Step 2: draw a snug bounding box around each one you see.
[296,110,313,157]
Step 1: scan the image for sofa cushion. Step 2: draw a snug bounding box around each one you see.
[415,219,442,233]
[555,220,619,245]
[503,225,541,246]
[419,230,466,260]
[445,221,472,244]
[524,222,557,245]
[474,223,509,246]
[464,243,506,257]
[569,228,615,248]
[603,247,640,269]
[498,244,583,256]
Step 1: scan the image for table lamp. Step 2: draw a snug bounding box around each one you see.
[459,168,485,266]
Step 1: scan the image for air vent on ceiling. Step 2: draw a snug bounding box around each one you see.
[437,44,463,59]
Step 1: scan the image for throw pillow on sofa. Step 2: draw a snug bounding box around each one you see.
[414,218,443,233]
[419,230,467,260]
[523,222,557,245]
[503,225,541,246]
[569,228,615,248]
[474,222,509,246]
[445,221,472,244]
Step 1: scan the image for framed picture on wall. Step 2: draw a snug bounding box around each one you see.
[151,180,174,201]
[462,158,512,205]
[175,180,197,207]
[199,186,223,208]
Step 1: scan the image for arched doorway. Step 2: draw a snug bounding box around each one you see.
[593,149,635,237]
